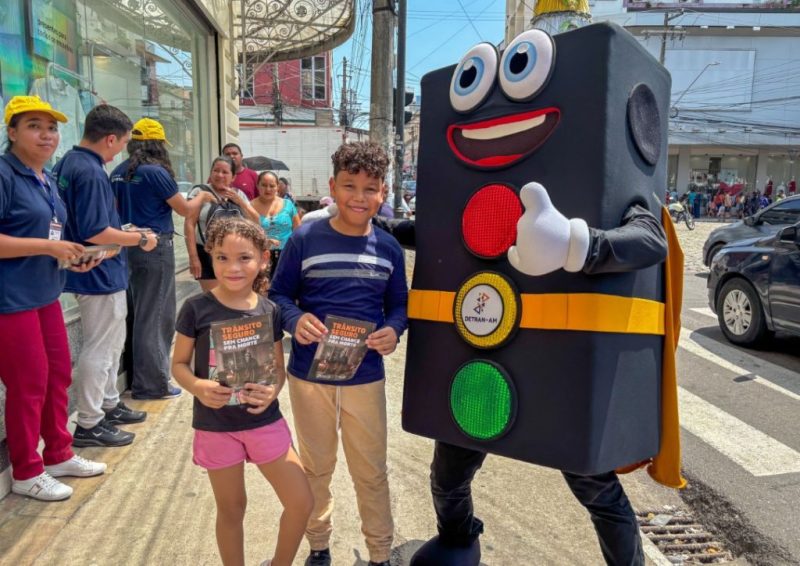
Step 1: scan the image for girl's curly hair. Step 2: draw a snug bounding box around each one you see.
[204,217,271,295]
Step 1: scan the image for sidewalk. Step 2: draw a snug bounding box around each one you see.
[0,283,681,565]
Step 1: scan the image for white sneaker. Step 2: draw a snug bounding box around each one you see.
[12,472,73,501]
[45,455,107,478]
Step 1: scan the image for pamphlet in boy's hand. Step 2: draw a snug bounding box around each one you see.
[308,315,376,381]
[209,315,276,404]
[58,244,121,269]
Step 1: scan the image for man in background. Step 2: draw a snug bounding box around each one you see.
[222,143,259,200]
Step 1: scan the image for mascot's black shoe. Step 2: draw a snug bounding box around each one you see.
[410,535,480,566]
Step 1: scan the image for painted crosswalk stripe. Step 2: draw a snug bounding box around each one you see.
[679,387,800,476]
[679,331,800,402]
[690,307,717,319]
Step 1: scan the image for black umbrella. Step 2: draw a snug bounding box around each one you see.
[243,156,289,171]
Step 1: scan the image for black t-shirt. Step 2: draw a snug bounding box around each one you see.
[176,291,283,432]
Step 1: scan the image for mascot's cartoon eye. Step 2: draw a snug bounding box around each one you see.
[450,43,499,113]
[498,29,555,102]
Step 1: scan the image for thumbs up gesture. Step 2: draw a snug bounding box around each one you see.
[507,183,591,276]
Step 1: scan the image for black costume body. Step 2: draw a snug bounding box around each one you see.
[377,203,666,565]
[390,21,672,565]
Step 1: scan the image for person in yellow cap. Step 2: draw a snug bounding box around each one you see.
[130,117,171,145]
[110,117,215,399]
[0,95,107,501]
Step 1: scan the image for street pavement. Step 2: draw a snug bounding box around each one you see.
[1,218,797,565]
[671,219,800,566]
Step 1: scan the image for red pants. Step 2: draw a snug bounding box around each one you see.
[0,301,74,480]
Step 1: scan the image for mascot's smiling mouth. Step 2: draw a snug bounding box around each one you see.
[447,108,560,168]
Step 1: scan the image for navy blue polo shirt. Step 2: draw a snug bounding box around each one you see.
[0,153,67,314]
[111,160,179,234]
[53,146,127,295]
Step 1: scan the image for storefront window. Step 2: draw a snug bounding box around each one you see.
[0,0,213,318]
[766,156,798,191]
[719,155,756,190]
[688,154,756,193]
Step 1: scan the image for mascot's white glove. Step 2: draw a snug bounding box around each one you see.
[301,203,338,224]
[507,183,591,276]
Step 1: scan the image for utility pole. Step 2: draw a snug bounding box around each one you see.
[340,57,349,128]
[369,0,395,161]
[340,57,349,144]
[271,62,283,126]
[411,124,417,177]
[393,0,406,218]
[658,10,684,65]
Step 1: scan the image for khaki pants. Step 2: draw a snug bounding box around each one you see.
[288,375,393,563]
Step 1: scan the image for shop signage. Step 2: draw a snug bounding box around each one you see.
[30,0,77,69]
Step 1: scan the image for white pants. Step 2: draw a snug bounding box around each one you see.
[74,292,126,428]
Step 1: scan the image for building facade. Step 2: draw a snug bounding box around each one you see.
[0,0,241,497]
[594,1,800,195]
[239,52,335,128]
[505,0,800,195]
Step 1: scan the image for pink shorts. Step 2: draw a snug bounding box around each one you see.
[193,418,292,470]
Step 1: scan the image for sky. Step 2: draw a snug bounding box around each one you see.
[331,0,507,128]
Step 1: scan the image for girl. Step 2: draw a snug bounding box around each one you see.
[185,155,260,291]
[172,217,312,566]
[250,171,300,278]
[0,95,106,501]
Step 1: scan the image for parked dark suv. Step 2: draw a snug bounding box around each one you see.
[707,221,800,345]
[702,194,800,266]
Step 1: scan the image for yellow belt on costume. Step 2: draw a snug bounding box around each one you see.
[408,273,665,348]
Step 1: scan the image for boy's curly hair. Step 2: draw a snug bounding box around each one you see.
[204,217,270,295]
[331,141,389,180]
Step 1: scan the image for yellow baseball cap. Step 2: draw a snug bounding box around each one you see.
[4,95,68,125]
[131,117,171,145]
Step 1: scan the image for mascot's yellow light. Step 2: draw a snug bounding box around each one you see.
[453,272,520,349]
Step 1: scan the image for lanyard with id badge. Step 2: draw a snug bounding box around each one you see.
[31,170,61,241]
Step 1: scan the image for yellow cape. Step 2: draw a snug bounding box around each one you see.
[617,207,686,489]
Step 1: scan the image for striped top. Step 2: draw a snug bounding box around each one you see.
[268,218,408,385]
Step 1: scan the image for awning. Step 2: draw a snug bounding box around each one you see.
[102,1,355,63]
[232,0,356,63]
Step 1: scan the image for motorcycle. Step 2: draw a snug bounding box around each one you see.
[668,201,695,230]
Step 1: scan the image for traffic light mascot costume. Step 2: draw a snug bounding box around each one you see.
[400,22,686,566]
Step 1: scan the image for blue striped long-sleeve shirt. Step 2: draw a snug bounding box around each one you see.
[268,219,408,385]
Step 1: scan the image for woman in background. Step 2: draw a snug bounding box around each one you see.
[251,171,300,279]
[185,155,259,291]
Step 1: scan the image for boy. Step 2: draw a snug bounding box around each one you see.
[54,105,157,447]
[269,142,408,566]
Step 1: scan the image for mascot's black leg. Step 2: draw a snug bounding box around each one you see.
[410,441,487,566]
[562,471,644,566]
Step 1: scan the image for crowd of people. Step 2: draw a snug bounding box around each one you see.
[0,95,406,566]
[668,179,795,221]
